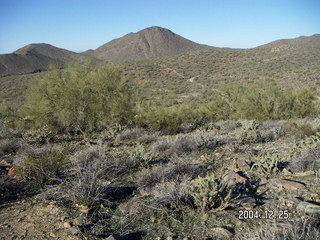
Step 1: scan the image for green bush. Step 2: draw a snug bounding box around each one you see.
[16,147,69,186]
[20,62,134,133]
[135,103,212,134]
[135,83,318,134]
[209,82,318,120]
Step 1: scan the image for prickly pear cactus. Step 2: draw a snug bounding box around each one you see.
[251,153,281,175]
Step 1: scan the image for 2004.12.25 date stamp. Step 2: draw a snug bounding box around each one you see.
[238,210,289,220]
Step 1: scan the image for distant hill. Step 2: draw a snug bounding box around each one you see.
[1,30,320,109]
[1,28,319,78]
[82,26,212,61]
[0,44,85,76]
[256,34,320,52]
[120,33,320,104]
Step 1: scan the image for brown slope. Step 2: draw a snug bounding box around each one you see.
[256,34,320,52]
[0,43,85,76]
[83,26,212,61]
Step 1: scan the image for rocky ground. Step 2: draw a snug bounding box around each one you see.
[1,119,320,239]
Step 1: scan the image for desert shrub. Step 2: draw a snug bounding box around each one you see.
[213,120,242,133]
[145,177,190,212]
[139,159,206,188]
[135,83,318,134]
[59,145,139,206]
[168,130,219,156]
[237,219,320,240]
[20,62,134,133]
[22,126,55,144]
[135,103,212,134]
[151,137,172,154]
[179,121,199,133]
[289,134,320,172]
[15,146,69,186]
[208,82,318,120]
[0,175,29,200]
[0,121,20,155]
[99,123,126,141]
[137,132,159,145]
[310,117,320,132]
[284,120,317,139]
[169,134,196,155]
[129,144,154,166]
[192,130,220,150]
[0,138,20,156]
[117,127,146,141]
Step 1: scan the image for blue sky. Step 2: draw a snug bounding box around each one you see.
[0,0,319,54]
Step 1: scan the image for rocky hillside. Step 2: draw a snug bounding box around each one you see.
[256,34,320,52]
[0,44,85,77]
[82,26,212,61]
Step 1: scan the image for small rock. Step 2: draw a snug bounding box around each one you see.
[234,196,256,209]
[72,217,82,226]
[263,199,278,209]
[278,197,299,207]
[212,227,234,238]
[269,178,306,190]
[282,168,293,176]
[7,166,16,176]
[296,201,320,217]
[292,171,314,177]
[105,234,121,240]
[222,171,247,186]
[63,222,72,229]
[118,196,144,215]
[259,177,268,185]
[0,160,11,167]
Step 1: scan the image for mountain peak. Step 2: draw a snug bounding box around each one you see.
[14,43,56,55]
[86,26,211,61]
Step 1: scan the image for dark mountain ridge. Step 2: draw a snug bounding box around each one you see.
[0,43,84,77]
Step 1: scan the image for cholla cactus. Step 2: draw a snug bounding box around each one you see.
[291,133,320,155]
[188,174,232,213]
[130,144,154,166]
[251,153,281,175]
[238,120,263,144]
